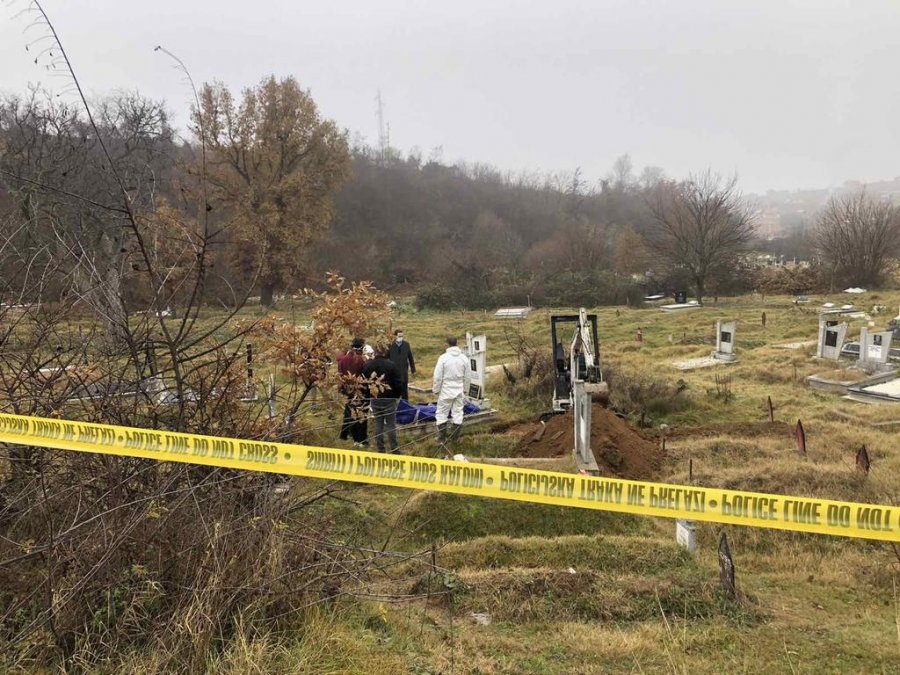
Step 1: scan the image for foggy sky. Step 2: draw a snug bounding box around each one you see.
[1,0,898,193]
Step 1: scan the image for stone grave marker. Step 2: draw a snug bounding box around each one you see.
[816,318,848,360]
[676,520,697,553]
[674,290,688,304]
[712,320,737,362]
[465,332,488,401]
[858,327,893,366]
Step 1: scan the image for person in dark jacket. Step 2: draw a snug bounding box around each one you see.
[363,345,402,453]
[338,338,368,446]
[388,329,416,400]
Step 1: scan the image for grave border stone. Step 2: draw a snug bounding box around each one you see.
[493,307,532,319]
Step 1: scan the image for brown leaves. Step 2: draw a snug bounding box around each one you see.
[256,273,390,391]
[193,76,352,292]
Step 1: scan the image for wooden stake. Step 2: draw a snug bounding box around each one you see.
[795,419,806,455]
[718,532,737,600]
[855,445,870,474]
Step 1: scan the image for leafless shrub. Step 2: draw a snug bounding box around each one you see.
[815,191,900,289]
[0,4,429,669]
[496,324,555,407]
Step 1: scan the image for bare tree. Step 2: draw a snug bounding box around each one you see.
[0,88,174,344]
[815,191,900,288]
[647,171,755,304]
[607,153,635,192]
[638,165,665,190]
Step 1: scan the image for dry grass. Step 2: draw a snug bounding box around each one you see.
[8,292,900,672]
[348,292,900,673]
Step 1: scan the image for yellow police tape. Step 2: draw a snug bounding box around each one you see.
[0,412,896,542]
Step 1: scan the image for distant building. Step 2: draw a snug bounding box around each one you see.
[753,208,782,239]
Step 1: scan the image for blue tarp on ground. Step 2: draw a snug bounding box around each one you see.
[396,399,481,425]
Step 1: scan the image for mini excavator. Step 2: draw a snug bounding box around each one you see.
[546,308,608,474]
[549,308,608,414]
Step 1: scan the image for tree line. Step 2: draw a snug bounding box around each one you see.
[2,76,899,319]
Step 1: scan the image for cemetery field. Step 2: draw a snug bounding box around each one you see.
[157,292,900,674]
[22,293,900,673]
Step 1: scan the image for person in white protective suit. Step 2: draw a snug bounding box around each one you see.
[432,336,471,444]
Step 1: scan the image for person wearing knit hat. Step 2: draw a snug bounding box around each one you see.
[338,338,369,446]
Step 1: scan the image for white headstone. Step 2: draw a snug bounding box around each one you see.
[817,318,849,360]
[858,327,893,366]
[712,320,737,362]
[465,332,488,400]
[675,519,697,553]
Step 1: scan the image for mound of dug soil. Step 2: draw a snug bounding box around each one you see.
[514,405,663,479]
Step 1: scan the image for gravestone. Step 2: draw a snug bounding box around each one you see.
[675,519,697,553]
[674,290,688,304]
[816,318,848,360]
[857,327,893,366]
[465,332,488,401]
[712,320,737,362]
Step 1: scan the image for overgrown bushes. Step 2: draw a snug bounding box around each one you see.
[755,265,828,296]
[604,363,692,420]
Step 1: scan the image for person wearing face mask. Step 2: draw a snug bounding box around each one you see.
[388,328,416,400]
